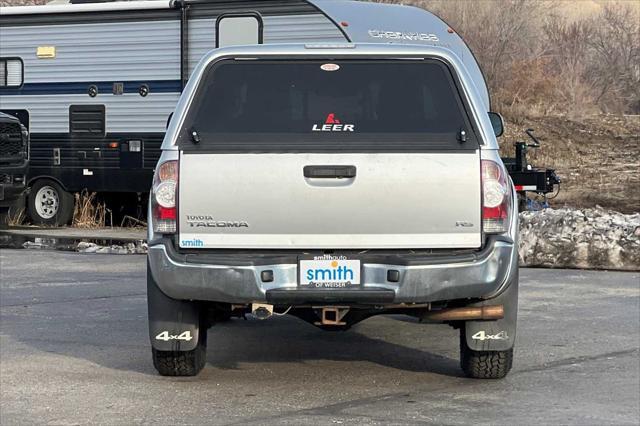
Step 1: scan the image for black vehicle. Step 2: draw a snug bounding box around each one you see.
[0,112,29,228]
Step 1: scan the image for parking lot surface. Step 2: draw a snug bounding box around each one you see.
[1,249,639,425]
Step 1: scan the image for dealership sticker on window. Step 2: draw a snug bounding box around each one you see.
[321,63,340,72]
[312,113,355,132]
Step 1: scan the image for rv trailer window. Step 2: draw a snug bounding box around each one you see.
[0,58,24,88]
[181,59,478,152]
[69,105,106,137]
[216,14,262,48]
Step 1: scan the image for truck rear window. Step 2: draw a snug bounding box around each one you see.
[180,59,478,152]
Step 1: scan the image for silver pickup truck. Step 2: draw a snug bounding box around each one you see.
[147,43,518,378]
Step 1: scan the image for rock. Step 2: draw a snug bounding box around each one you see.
[22,241,44,250]
[77,242,99,253]
[77,241,91,250]
[519,207,640,270]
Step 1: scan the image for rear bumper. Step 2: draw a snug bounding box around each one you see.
[0,185,26,207]
[148,235,518,305]
[0,161,28,205]
[0,169,27,206]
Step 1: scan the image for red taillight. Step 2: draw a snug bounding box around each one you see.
[152,160,178,234]
[156,205,177,220]
[483,205,507,220]
[482,160,511,234]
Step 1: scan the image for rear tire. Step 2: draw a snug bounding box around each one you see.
[460,330,513,379]
[27,179,74,226]
[152,328,207,377]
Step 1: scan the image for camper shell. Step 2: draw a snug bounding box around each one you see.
[0,0,490,224]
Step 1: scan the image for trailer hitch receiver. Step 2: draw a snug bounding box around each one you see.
[315,307,349,326]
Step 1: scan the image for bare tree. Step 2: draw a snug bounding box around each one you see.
[543,15,595,117]
[587,4,640,114]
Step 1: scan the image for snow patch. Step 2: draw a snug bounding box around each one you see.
[519,207,640,270]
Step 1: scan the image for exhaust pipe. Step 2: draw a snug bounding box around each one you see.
[422,305,504,322]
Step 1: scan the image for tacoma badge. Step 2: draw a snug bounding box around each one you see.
[186,215,249,228]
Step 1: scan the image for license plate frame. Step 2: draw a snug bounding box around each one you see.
[298,255,362,289]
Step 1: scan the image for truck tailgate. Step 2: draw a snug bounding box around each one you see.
[178,152,481,249]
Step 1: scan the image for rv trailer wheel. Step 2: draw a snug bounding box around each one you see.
[27,179,74,226]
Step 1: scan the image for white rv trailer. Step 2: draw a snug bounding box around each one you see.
[0,0,489,225]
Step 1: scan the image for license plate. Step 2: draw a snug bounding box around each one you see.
[299,256,361,288]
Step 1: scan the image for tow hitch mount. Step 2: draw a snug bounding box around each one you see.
[315,306,349,326]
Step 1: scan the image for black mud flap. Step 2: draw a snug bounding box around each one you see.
[464,269,518,352]
[147,261,202,352]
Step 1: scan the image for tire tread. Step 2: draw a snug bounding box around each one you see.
[460,333,513,379]
[152,345,206,377]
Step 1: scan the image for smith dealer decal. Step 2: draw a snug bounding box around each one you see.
[368,29,439,42]
[181,238,204,247]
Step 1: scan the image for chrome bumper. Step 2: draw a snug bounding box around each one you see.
[148,237,518,304]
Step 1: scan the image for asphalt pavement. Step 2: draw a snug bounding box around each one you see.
[0,249,638,425]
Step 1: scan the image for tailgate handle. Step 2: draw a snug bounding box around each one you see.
[303,165,356,179]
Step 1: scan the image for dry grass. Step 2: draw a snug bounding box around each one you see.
[7,208,26,227]
[119,215,147,228]
[72,190,107,229]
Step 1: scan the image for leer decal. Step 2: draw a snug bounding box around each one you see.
[312,113,355,132]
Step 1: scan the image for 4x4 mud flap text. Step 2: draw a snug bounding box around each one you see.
[147,261,202,352]
[464,271,518,352]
